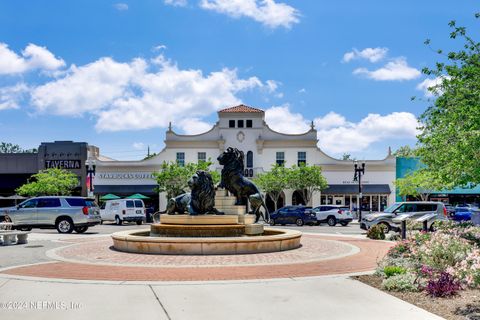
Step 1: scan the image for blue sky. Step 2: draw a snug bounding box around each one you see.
[0,0,478,160]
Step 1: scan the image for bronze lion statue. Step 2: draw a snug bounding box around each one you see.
[166,193,191,215]
[166,170,222,215]
[217,147,270,223]
[188,170,222,215]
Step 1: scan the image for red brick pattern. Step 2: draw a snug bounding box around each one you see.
[54,235,353,267]
[1,236,392,281]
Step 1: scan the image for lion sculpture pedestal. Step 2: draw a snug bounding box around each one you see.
[152,188,262,237]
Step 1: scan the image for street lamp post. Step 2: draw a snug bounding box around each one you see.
[353,160,365,222]
[85,159,96,197]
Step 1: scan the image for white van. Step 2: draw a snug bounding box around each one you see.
[100,199,146,225]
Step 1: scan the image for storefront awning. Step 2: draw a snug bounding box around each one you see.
[94,185,157,196]
[322,184,391,195]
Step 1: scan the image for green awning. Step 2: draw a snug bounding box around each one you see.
[100,193,121,200]
[125,193,150,199]
[430,185,480,195]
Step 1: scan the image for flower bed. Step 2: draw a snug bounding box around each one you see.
[357,221,480,320]
[377,221,480,293]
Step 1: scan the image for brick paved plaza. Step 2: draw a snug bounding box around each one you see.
[1,234,391,281]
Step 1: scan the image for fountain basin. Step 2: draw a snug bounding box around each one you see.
[151,224,246,237]
[112,228,302,255]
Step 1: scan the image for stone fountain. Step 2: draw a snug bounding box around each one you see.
[112,147,302,255]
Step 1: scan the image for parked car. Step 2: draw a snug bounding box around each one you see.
[269,206,316,226]
[445,204,456,218]
[312,205,353,226]
[100,199,146,225]
[360,201,448,233]
[451,204,478,221]
[1,196,101,234]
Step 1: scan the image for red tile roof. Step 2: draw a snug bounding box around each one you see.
[218,104,264,113]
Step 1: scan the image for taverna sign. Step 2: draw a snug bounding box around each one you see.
[45,160,82,170]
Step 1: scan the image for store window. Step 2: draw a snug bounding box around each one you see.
[229,120,235,128]
[246,120,253,128]
[176,152,185,167]
[298,152,306,166]
[238,120,244,128]
[246,151,253,168]
[372,196,379,212]
[198,152,206,164]
[380,195,388,211]
[276,152,285,166]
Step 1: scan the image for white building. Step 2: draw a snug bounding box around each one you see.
[92,105,396,212]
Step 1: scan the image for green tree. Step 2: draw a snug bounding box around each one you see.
[416,15,480,187]
[287,164,328,205]
[153,159,220,199]
[393,145,417,158]
[16,168,79,196]
[254,164,290,211]
[143,152,157,160]
[0,142,37,153]
[341,153,354,161]
[395,169,444,201]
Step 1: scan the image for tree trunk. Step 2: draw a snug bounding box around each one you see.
[271,192,280,212]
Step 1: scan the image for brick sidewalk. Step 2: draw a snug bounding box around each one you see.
[1,236,392,281]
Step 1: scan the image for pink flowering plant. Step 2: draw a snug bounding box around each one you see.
[454,248,480,288]
[377,221,480,294]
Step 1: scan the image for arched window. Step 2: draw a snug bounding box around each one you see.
[246,151,253,168]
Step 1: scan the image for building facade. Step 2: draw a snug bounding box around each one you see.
[93,105,397,212]
[0,141,90,201]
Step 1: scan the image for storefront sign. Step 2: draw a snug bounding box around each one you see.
[45,160,82,169]
[97,172,155,180]
[342,180,370,184]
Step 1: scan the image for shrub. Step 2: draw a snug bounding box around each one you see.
[382,273,418,292]
[418,232,471,270]
[367,224,385,240]
[384,266,407,278]
[425,272,462,297]
[454,248,480,288]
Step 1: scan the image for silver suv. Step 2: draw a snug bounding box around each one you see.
[360,201,448,233]
[1,196,101,234]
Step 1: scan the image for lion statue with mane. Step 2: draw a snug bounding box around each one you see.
[166,170,221,215]
[217,147,270,223]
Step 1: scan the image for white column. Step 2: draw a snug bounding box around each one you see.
[159,192,168,211]
[284,189,294,206]
[349,195,352,210]
[369,196,372,213]
[378,195,381,212]
[311,190,321,207]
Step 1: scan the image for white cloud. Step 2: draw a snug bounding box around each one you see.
[31,57,146,116]
[343,47,388,63]
[0,43,65,75]
[199,0,300,29]
[265,105,310,133]
[315,112,420,154]
[27,52,274,132]
[0,83,29,110]
[314,111,347,129]
[114,3,129,10]
[264,106,420,155]
[298,88,306,93]
[265,80,278,92]
[152,44,167,51]
[132,142,145,150]
[178,118,213,135]
[353,57,420,81]
[164,0,188,7]
[416,76,449,97]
